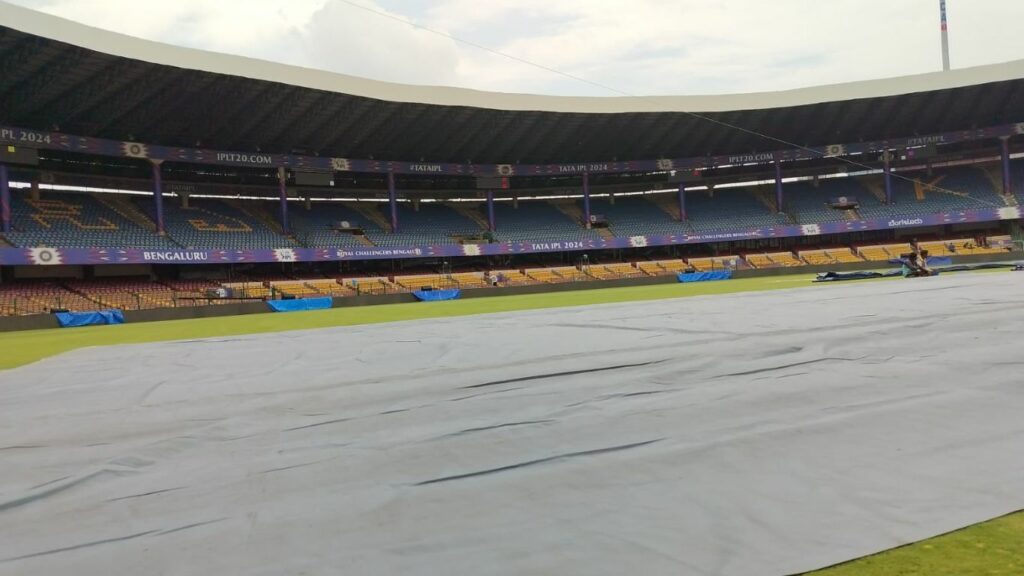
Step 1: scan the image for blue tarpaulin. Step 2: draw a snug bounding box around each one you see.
[413,289,461,301]
[55,309,125,328]
[266,297,333,312]
[677,270,732,283]
[887,256,953,266]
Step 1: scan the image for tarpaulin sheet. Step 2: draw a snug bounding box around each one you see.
[53,309,125,328]
[2,273,1023,576]
[266,297,332,312]
[815,270,902,282]
[888,256,953,266]
[413,289,461,301]
[677,270,732,282]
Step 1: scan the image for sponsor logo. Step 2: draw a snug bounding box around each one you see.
[556,163,611,174]
[628,236,648,248]
[122,141,149,159]
[142,251,210,262]
[824,144,846,157]
[905,135,946,147]
[409,164,443,173]
[727,153,774,164]
[887,218,925,227]
[462,244,481,256]
[331,158,351,171]
[273,248,297,262]
[215,152,274,165]
[656,159,675,171]
[27,247,62,265]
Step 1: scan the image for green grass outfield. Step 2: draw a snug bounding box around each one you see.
[1,270,1020,575]
[0,273,821,370]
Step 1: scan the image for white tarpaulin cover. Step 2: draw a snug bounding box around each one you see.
[1,272,1023,575]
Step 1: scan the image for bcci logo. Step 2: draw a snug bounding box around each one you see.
[27,247,62,265]
[801,224,821,236]
[496,164,515,176]
[824,144,846,157]
[331,158,352,171]
[122,141,149,159]
[656,159,674,171]
[273,248,297,262]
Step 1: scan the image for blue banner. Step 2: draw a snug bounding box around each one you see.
[55,309,125,327]
[413,289,461,301]
[266,297,333,312]
[678,271,733,283]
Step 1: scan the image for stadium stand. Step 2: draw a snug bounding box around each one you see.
[798,248,864,266]
[785,178,879,222]
[493,201,603,242]
[4,192,179,249]
[289,202,379,248]
[687,255,746,271]
[857,167,1004,219]
[685,189,790,232]
[137,198,296,249]
[588,197,682,237]
[744,251,805,268]
[373,203,482,247]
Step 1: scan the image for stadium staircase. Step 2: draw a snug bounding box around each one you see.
[753,188,778,213]
[229,200,289,237]
[859,177,887,203]
[0,235,11,247]
[981,165,1006,199]
[449,202,490,231]
[94,193,162,234]
[550,199,587,227]
[349,202,393,233]
[648,194,684,221]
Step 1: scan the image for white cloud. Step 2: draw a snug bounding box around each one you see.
[9,0,1024,96]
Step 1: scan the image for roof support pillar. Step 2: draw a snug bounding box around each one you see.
[486,190,495,232]
[773,156,784,213]
[883,151,894,205]
[677,182,687,221]
[1000,136,1012,196]
[0,163,10,235]
[150,159,164,235]
[277,167,289,234]
[582,172,592,228]
[387,171,399,233]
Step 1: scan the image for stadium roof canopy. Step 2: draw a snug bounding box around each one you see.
[3,1,1024,166]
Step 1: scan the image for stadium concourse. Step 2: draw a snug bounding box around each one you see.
[1,272,1023,576]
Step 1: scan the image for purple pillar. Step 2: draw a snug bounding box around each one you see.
[582,172,591,226]
[774,157,784,213]
[883,153,893,205]
[486,190,495,232]
[1001,136,1012,196]
[277,167,290,234]
[151,160,164,234]
[677,182,687,221]
[0,163,10,234]
[387,171,398,232]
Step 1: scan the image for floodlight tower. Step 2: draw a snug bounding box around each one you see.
[940,0,950,71]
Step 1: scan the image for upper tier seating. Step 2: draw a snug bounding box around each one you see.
[137,198,295,250]
[685,189,790,232]
[857,167,1004,219]
[493,201,602,243]
[588,197,682,237]
[289,203,379,248]
[374,203,481,247]
[4,192,178,249]
[784,178,882,222]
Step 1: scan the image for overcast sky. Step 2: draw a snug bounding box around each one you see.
[9,0,1024,96]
